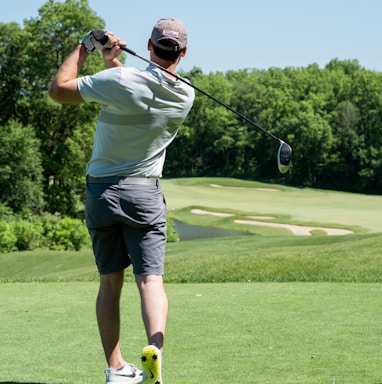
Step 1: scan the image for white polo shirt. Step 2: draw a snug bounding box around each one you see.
[78,65,195,178]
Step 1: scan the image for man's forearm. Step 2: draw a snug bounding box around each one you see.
[58,44,89,81]
[48,44,88,103]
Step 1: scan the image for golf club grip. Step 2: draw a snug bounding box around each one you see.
[120,46,137,56]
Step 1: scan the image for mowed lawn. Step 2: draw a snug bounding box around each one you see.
[1,178,382,383]
[1,282,382,384]
[161,177,382,233]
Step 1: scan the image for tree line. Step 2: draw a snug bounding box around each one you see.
[1,0,381,219]
[170,60,382,194]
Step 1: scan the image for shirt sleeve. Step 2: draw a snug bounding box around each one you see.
[78,67,123,104]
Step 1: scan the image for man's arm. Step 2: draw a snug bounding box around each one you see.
[48,31,126,103]
[48,44,88,103]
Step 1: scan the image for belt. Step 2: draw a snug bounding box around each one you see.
[87,176,159,186]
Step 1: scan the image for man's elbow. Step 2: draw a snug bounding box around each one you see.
[48,82,60,102]
[48,81,84,103]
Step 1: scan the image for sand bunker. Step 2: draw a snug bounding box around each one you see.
[210,184,278,192]
[191,209,353,236]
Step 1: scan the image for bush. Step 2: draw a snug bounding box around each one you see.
[0,220,17,253]
[46,216,91,251]
[0,211,91,253]
[0,208,176,253]
[12,219,44,251]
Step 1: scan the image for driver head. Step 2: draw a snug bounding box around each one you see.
[277,141,292,173]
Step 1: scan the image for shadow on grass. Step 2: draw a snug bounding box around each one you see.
[1,382,47,384]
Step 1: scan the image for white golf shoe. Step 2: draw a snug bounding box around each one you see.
[105,362,143,384]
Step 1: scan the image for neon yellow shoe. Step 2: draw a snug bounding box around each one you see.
[141,345,163,384]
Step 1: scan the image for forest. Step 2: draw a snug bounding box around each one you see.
[1,0,381,218]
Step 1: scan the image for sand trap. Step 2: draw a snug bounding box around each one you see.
[191,209,233,217]
[191,209,353,236]
[210,184,278,192]
[234,219,353,236]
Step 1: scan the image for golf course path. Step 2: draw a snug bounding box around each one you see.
[191,209,354,236]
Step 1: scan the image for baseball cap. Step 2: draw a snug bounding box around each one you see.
[151,17,188,52]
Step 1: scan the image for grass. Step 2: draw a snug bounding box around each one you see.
[1,282,382,384]
[1,177,382,383]
[162,177,382,233]
[2,233,381,283]
[165,233,382,283]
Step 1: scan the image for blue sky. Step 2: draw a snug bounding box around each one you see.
[2,0,381,73]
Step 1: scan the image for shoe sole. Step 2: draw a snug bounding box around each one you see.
[141,345,163,384]
[106,380,141,384]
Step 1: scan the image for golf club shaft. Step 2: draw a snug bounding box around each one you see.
[120,46,282,143]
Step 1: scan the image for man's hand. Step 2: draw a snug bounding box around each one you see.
[101,32,127,68]
[81,29,109,53]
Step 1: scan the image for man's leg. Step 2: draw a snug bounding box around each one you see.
[135,274,168,350]
[96,270,125,369]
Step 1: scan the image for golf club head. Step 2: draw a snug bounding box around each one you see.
[277,141,292,173]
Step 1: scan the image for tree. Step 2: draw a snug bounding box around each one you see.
[0,0,109,215]
[182,71,239,175]
[0,120,44,213]
[0,23,26,125]
[2,3,382,213]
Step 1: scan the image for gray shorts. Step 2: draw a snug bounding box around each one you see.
[85,176,167,275]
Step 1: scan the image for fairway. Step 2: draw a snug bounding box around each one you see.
[161,178,382,233]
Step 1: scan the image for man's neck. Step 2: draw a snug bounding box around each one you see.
[151,56,181,81]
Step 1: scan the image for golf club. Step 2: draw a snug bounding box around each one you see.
[117,44,292,173]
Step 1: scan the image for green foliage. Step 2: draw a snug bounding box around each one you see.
[12,219,45,251]
[0,120,44,213]
[22,0,106,215]
[45,216,91,251]
[0,209,90,253]
[171,60,382,192]
[1,1,382,219]
[0,0,105,216]
[0,221,17,253]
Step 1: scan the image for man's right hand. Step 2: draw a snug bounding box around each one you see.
[101,32,127,68]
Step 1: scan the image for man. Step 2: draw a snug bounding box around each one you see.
[48,18,194,384]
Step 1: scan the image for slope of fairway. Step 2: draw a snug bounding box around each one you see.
[161,178,382,233]
[1,232,381,283]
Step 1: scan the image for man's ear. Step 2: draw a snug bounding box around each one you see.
[181,46,187,57]
[147,39,153,51]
